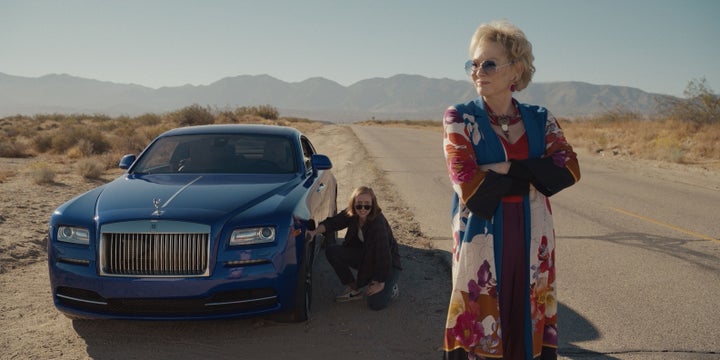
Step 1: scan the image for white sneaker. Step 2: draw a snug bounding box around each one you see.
[336,288,363,302]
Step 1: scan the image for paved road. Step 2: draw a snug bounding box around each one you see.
[351,125,720,359]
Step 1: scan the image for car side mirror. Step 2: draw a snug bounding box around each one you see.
[119,154,137,169]
[310,154,332,174]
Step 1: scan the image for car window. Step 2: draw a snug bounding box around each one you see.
[141,139,178,170]
[300,136,316,172]
[131,134,298,174]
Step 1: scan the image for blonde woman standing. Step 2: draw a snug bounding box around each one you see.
[442,20,581,360]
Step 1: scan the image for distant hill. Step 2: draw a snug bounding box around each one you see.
[0,72,672,122]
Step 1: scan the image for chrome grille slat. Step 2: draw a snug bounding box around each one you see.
[101,232,209,277]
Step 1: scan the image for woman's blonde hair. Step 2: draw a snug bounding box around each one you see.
[469,19,535,91]
[346,186,380,220]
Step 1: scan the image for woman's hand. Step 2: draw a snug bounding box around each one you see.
[367,281,385,296]
[307,224,325,239]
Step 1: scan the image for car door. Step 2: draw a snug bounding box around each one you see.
[300,136,336,224]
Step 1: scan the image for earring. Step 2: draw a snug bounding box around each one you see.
[510,83,516,92]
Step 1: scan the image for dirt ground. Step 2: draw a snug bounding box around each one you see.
[0,124,452,360]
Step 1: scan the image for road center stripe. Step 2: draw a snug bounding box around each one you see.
[611,207,719,243]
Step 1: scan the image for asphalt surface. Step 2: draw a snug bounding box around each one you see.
[351,125,720,359]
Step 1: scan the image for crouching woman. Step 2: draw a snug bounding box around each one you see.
[313,186,401,310]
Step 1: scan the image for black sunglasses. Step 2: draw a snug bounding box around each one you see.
[464,59,514,76]
[354,204,372,211]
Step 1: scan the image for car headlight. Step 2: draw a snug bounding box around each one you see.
[57,226,90,245]
[229,227,276,246]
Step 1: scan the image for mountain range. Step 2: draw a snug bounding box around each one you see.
[0,72,672,122]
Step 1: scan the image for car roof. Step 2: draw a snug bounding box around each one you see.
[159,124,302,138]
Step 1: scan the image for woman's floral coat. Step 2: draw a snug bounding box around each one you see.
[442,99,580,358]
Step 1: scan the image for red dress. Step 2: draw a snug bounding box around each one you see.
[499,133,532,360]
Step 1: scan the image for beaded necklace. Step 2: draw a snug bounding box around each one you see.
[485,101,522,139]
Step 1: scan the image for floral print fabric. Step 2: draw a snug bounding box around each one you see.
[442,99,579,359]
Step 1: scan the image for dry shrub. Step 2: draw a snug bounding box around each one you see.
[0,139,29,158]
[46,126,110,155]
[107,123,173,155]
[215,110,240,124]
[2,116,42,140]
[32,133,54,153]
[65,147,84,159]
[107,121,147,154]
[171,104,215,126]
[669,119,720,163]
[69,139,96,158]
[76,158,105,179]
[660,77,720,125]
[563,115,720,165]
[233,105,279,120]
[48,130,77,153]
[96,152,126,171]
[2,107,325,176]
[231,114,272,125]
[139,124,173,145]
[134,113,162,126]
[279,117,324,134]
[30,162,56,184]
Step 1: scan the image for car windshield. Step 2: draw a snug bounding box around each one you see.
[131,134,297,174]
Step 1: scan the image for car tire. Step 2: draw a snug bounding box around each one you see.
[277,244,313,323]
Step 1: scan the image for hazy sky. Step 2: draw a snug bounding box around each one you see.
[1,0,718,97]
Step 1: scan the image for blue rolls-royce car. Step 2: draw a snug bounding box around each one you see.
[47,124,337,321]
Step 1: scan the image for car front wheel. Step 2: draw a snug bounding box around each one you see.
[277,244,313,323]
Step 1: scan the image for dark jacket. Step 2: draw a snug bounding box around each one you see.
[320,209,401,287]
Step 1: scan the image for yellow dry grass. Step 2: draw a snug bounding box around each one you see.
[2,107,719,172]
[356,117,720,170]
[561,118,720,168]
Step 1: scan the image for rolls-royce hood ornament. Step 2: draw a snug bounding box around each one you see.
[152,198,163,216]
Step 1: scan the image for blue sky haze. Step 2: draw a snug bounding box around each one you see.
[1,0,718,97]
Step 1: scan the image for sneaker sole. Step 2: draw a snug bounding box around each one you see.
[336,292,363,302]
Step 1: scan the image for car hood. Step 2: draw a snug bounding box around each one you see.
[95,174,300,223]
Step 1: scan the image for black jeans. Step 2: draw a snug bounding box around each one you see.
[325,244,400,311]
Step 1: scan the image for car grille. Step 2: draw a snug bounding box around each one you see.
[100,233,210,277]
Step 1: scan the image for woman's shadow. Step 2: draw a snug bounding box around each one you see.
[435,246,618,359]
[557,301,619,359]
